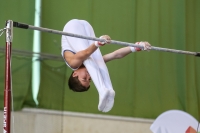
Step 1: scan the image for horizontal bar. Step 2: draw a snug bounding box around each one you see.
[13,21,200,57]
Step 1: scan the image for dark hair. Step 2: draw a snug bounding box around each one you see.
[68,72,90,92]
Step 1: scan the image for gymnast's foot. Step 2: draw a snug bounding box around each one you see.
[98,89,115,112]
[98,89,109,112]
[102,89,115,112]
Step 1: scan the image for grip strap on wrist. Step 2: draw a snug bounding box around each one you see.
[130,47,136,52]
[129,45,142,52]
[95,36,106,47]
[95,41,105,47]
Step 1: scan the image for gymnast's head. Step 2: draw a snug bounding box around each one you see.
[68,66,91,92]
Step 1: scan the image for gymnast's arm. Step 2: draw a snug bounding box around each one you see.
[103,47,132,63]
[103,41,151,63]
[64,43,98,68]
[64,35,111,68]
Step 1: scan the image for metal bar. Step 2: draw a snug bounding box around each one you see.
[13,21,200,57]
[4,20,13,133]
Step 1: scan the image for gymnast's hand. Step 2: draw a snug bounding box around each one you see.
[134,41,151,51]
[95,35,111,47]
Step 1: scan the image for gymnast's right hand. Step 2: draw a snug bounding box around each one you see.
[95,35,111,47]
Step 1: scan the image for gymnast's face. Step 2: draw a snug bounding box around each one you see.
[73,67,91,87]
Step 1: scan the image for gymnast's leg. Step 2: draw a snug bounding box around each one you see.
[80,20,115,112]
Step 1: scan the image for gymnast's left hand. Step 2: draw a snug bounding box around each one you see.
[135,41,151,51]
[143,41,151,51]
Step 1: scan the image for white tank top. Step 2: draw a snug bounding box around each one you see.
[61,35,79,71]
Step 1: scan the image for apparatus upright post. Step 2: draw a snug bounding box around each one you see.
[4,20,13,133]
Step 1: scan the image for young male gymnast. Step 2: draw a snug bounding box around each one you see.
[61,19,151,112]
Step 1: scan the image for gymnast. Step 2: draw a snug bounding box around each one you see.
[61,19,151,112]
